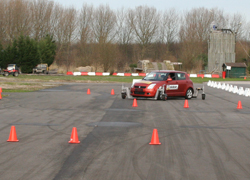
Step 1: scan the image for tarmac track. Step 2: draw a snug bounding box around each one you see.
[0,82,250,180]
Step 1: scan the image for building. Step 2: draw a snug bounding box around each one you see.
[208,28,236,74]
[222,63,247,78]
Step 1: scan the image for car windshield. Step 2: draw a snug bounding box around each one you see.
[37,64,46,68]
[8,64,15,67]
[143,72,168,81]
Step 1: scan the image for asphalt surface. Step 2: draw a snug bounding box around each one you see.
[1,82,250,180]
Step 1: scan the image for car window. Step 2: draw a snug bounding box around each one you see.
[143,72,167,81]
[176,73,186,80]
[168,73,176,80]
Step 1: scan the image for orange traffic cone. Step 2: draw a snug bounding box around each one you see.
[184,99,189,108]
[0,87,2,93]
[0,93,2,100]
[132,98,138,107]
[237,101,243,109]
[7,126,19,142]
[87,88,91,95]
[149,129,161,145]
[68,127,80,144]
[111,89,115,95]
[244,77,246,80]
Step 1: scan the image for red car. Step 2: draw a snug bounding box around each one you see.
[122,70,194,100]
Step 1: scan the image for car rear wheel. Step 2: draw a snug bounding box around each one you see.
[13,72,18,77]
[185,88,193,99]
[121,93,126,99]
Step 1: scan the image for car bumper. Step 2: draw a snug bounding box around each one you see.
[130,88,156,97]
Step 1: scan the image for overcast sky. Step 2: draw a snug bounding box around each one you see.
[53,0,250,23]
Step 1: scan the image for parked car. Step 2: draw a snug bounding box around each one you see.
[33,64,49,74]
[3,64,20,77]
[122,70,195,100]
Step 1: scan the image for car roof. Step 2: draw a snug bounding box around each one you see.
[150,70,187,73]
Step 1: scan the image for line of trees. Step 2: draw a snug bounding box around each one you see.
[0,0,250,73]
[0,34,56,72]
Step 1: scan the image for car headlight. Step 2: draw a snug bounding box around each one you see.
[147,84,156,89]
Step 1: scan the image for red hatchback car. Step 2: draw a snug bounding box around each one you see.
[128,70,194,100]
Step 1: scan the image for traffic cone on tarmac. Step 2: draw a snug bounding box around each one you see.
[7,126,19,142]
[87,88,91,95]
[184,99,189,108]
[111,89,115,95]
[149,129,161,145]
[237,100,243,109]
[132,98,138,107]
[69,127,80,144]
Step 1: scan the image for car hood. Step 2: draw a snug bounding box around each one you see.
[133,80,162,86]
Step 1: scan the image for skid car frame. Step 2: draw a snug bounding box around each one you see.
[121,84,205,100]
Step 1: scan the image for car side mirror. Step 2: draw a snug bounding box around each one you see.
[167,78,172,81]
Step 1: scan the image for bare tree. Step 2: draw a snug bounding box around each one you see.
[128,6,160,59]
[4,0,32,43]
[0,0,5,44]
[115,8,134,70]
[91,5,117,71]
[179,8,216,71]
[77,4,94,66]
[160,8,179,45]
[228,13,245,39]
[116,7,133,45]
[79,4,93,44]
[52,5,78,69]
[91,5,117,44]
[30,0,54,40]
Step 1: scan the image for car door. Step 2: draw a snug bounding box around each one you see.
[176,72,188,96]
[165,72,180,96]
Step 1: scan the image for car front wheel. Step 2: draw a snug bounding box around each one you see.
[4,72,9,76]
[185,88,193,99]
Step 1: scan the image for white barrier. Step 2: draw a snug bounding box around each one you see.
[117,73,125,76]
[88,72,96,76]
[221,83,225,90]
[233,86,238,94]
[207,80,211,86]
[204,74,212,78]
[238,87,244,95]
[245,88,250,97]
[217,82,222,89]
[73,72,81,76]
[225,84,230,91]
[131,73,139,76]
[213,82,218,88]
[103,72,110,76]
[229,85,234,92]
[210,81,214,87]
[189,74,197,77]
